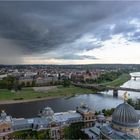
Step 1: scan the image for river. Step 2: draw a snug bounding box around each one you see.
[0,72,140,118]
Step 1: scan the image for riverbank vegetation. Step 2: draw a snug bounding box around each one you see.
[95,108,115,116]
[86,71,131,87]
[127,98,140,110]
[0,76,22,90]
[0,86,93,102]
[102,73,131,87]
[0,71,131,103]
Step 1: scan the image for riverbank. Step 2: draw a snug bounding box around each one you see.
[101,73,131,87]
[0,96,62,105]
[0,73,131,105]
[0,86,94,104]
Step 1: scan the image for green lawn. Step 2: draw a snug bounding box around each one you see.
[102,73,131,87]
[0,73,131,102]
[0,86,93,101]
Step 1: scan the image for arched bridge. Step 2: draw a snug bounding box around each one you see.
[131,75,140,80]
[73,83,140,97]
[108,87,140,92]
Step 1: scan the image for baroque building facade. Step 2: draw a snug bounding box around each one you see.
[0,103,95,139]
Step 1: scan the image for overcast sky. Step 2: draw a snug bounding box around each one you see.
[0,1,140,64]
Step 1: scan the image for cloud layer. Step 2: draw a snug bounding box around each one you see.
[0,1,140,64]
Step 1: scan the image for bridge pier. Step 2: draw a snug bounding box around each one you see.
[113,89,118,97]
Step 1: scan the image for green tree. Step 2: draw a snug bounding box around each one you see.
[1,76,16,90]
[31,80,36,87]
[26,81,31,87]
[58,73,61,80]
[10,129,50,139]
[62,78,71,87]
[21,81,25,87]
[64,122,88,139]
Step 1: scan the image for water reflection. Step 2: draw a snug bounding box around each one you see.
[0,94,123,118]
[101,72,140,100]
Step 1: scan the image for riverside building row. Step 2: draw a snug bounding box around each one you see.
[0,101,140,139]
[0,103,95,139]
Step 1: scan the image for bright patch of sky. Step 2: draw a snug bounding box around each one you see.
[81,34,140,64]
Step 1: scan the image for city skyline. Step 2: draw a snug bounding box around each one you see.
[0,1,140,64]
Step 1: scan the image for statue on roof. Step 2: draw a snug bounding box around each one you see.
[1,110,7,119]
[124,91,128,102]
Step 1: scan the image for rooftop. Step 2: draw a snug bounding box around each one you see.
[112,102,139,127]
[54,111,82,123]
[76,103,95,114]
[101,125,138,139]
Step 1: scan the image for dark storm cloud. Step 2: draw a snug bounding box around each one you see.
[0,1,140,63]
[0,2,131,51]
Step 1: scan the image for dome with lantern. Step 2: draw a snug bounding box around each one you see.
[112,102,139,127]
[40,107,54,117]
